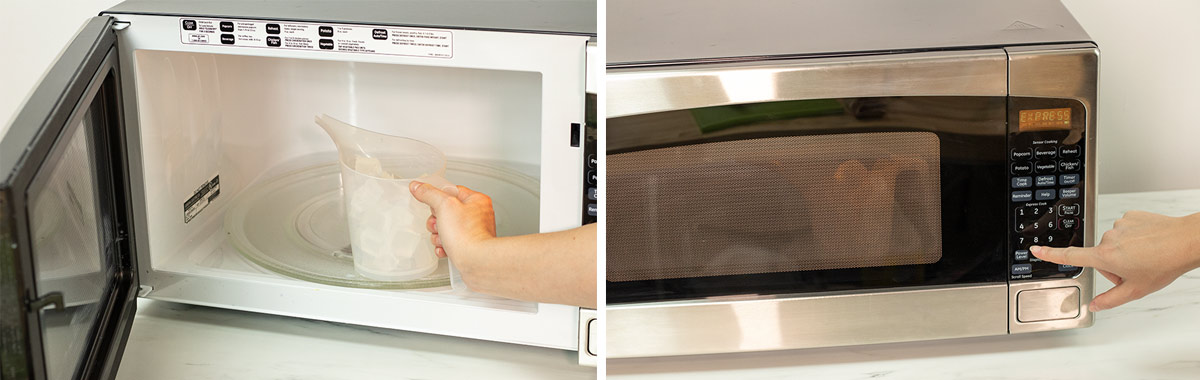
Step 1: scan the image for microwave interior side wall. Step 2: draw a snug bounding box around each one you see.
[129,50,542,308]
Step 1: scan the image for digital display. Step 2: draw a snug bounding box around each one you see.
[1019,108,1072,131]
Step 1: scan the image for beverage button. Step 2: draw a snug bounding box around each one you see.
[1035,175,1056,187]
[1059,173,1080,186]
[1015,249,1030,261]
[1012,191,1033,202]
[1035,189,1056,201]
[1034,146,1058,159]
[1011,148,1033,161]
[1011,163,1033,175]
[1059,160,1081,172]
[1012,176,1032,188]
[1059,145,1081,158]
[1059,217,1079,230]
[1060,188,1080,199]
[1034,161,1057,174]
[1058,204,1080,216]
[1012,264,1033,275]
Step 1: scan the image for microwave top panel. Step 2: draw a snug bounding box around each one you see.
[102,0,597,36]
[608,0,1090,67]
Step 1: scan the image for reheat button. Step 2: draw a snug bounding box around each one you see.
[1059,145,1081,158]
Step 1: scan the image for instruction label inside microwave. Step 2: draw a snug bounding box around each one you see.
[178,18,453,58]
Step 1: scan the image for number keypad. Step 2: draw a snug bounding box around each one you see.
[1009,139,1084,280]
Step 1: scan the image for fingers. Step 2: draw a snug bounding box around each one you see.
[426,215,438,234]
[1030,245,1100,268]
[409,181,455,212]
[1089,283,1144,312]
[435,247,447,258]
[455,185,493,206]
[1096,269,1123,286]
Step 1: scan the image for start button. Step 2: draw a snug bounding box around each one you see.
[1017,286,1081,322]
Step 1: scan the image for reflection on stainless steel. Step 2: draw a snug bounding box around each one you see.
[608,132,941,282]
[717,69,780,104]
[607,96,1005,153]
[30,116,111,380]
[607,49,1007,118]
[731,300,781,350]
[1007,44,1098,334]
[607,284,1008,358]
[1016,286,1080,322]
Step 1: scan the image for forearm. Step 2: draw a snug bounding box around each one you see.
[459,224,597,308]
[1183,213,1200,270]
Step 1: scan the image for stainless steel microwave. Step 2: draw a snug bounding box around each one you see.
[0,1,597,378]
[605,0,1097,358]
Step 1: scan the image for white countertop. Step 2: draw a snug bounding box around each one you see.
[609,189,1200,380]
[114,300,596,379]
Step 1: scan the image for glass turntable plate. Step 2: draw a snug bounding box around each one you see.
[224,159,540,289]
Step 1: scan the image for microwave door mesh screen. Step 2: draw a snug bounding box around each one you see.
[607,132,942,282]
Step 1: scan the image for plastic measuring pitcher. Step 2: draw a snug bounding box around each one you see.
[316,114,456,282]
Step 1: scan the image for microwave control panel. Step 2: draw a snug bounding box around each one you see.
[582,93,597,225]
[1007,98,1087,281]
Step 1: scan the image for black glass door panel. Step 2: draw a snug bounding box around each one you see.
[607,97,1008,304]
[0,16,134,380]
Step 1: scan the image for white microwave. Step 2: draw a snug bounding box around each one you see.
[605,0,1097,358]
[0,1,597,378]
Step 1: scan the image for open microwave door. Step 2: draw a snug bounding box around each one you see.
[0,16,137,380]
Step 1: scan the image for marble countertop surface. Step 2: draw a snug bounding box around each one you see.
[609,189,1200,380]
[115,300,596,379]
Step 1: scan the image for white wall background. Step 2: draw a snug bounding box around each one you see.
[1,0,123,129]
[2,0,1198,194]
[1061,0,1200,194]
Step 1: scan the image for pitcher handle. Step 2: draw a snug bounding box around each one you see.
[415,175,468,291]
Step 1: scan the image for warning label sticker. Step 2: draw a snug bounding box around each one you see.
[178,18,453,58]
